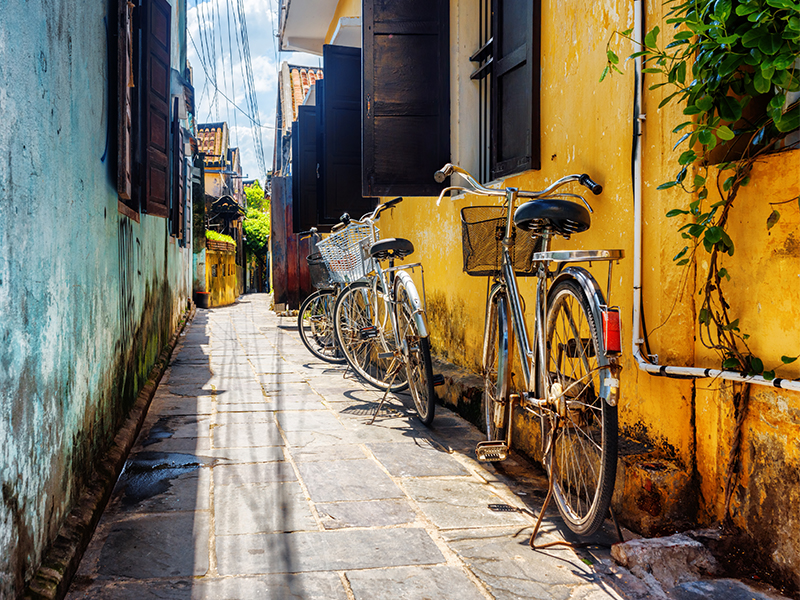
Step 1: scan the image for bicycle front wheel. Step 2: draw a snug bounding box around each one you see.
[333,281,408,392]
[484,285,511,441]
[298,290,346,364]
[395,274,435,425]
[544,278,618,536]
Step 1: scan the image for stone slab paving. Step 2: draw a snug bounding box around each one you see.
[67,294,633,600]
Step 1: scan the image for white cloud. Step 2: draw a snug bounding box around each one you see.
[187,0,328,179]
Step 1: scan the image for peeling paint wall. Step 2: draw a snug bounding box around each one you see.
[0,1,191,596]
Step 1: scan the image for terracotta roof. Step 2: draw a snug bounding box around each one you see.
[280,64,323,130]
[197,122,229,162]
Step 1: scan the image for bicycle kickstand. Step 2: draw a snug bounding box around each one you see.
[369,352,404,425]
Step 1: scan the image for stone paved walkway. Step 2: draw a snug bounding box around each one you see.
[66,294,631,600]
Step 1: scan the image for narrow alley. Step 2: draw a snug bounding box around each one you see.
[64,294,629,600]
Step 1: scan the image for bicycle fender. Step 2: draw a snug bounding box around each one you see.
[550,267,615,401]
[395,270,429,338]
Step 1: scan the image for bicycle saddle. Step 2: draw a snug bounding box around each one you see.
[514,199,591,237]
[369,238,414,260]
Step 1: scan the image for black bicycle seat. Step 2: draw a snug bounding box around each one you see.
[514,199,591,236]
[369,238,414,260]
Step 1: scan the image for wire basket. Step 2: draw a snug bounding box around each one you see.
[316,222,379,284]
[461,206,542,276]
[307,253,334,290]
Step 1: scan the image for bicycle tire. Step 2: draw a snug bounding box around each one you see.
[544,278,618,536]
[333,281,409,392]
[298,290,346,364]
[395,275,435,425]
[484,284,511,441]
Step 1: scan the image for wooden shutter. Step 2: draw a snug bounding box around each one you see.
[491,0,540,179]
[318,45,376,225]
[363,0,450,197]
[117,0,134,202]
[143,0,171,217]
[171,97,185,238]
[292,105,318,233]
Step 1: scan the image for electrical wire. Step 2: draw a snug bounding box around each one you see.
[188,29,275,130]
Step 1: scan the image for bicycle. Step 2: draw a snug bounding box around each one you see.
[325,198,437,425]
[296,228,346,364]
[434,163,624,540]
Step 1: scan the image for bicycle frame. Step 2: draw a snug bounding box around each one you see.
[483,187,623,449]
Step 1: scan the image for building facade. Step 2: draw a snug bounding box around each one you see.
[277,0,800,590]
[0,0,194,595]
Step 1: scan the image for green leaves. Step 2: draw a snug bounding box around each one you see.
[767,209,781,229]
[717,125,735,140]
[644,26,660,49]
[718,96,743,122]
[722,357,741,370]
[602,4,799,377]
[667,208,690,217]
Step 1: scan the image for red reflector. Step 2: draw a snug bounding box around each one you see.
[602,309,621,353]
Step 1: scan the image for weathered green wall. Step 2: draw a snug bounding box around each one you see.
[0,1,191,596]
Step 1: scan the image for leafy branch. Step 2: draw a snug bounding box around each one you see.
[603,0,800,377]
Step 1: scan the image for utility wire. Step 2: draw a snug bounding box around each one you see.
[188,30,276,130]
[225,0,239,147]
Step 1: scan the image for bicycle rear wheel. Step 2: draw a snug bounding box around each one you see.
[544,278,618,536]
[484,285,511,441]
[333,281,408,392]
[395,274,435,425]
[298,290,346,364]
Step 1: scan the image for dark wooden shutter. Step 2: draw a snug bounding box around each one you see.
[318,45,376,225]
[143,0,171,217]
[491,0,540,179]
[292,106,318,233]
[363,0,450,197]
[171,97,185,238]
[117,0,134,202]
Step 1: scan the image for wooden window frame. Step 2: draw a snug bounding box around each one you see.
[362,0,450,197]
[470,0,541,182]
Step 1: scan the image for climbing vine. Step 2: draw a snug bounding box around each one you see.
[603,0,800,377]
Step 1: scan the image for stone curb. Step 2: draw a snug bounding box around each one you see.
[23,305,196,600]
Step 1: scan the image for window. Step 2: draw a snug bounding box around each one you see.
[170,97,185,240]
[470,0,540,181]
[316,45,375,225]
[362,0,450,197]
[291,105,318,233]
[116,0,172,218]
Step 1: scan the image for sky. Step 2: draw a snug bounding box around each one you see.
[187,0,321,185]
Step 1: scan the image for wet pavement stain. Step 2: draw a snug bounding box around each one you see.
[118,452,205,505]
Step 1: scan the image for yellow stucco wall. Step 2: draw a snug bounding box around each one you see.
[312,0,800,579]
[205,248,239,307]
[375,0,799,545]
[692,152,800,575]
[378,0,696,466]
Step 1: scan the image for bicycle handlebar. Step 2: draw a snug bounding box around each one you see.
[299,227,319,240]
[434,163,603,205]
[359,196,403,223]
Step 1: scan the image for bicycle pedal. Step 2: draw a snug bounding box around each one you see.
[360,326,379,339]
[432,374,445,387]
[488,503,520,513]
[476,441,509,462]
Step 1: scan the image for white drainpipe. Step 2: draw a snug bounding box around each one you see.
[630,0,800,392]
